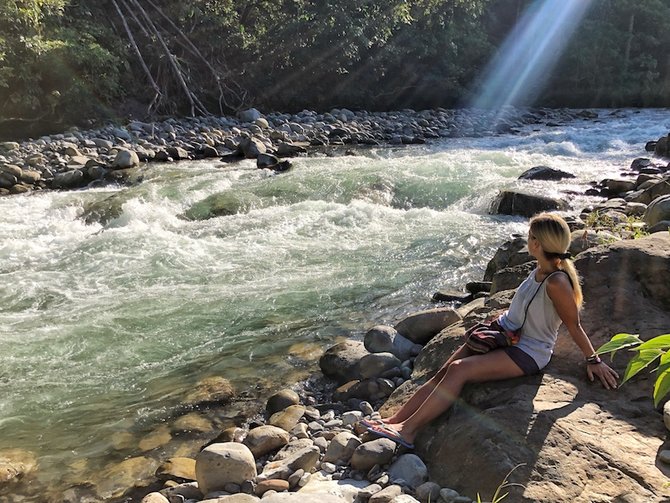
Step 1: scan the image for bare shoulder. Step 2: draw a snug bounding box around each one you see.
[546,271,573,294]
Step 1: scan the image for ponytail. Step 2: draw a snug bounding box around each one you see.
[559,258,583,308]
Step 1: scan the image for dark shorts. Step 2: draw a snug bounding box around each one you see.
[503,346,540,376]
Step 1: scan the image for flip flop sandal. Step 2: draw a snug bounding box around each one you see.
[364,423,414,449]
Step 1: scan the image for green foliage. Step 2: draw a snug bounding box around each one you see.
[597,333,670,407]
[2,0,670,134]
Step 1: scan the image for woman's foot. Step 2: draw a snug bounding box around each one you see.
[364,422,415,449]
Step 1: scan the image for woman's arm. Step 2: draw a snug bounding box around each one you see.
[546,274,619,389]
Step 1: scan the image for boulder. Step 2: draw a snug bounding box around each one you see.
[518,166,575,181]
[259,445,320,481]
[483,236,533,281]
[243,425,290,458]
[654,135,669,158]
[643,194,670,227]
[568,229,619,256]
[319,341,368,383]
[52,169,86,189]
[266,389,300,415]
[490,190,569,217]
[0,449,37,485]
[238,136,267,159]
[381,233,670,502]
[112,149,140,169]
[388,454,428,489]
[322,432,361,464]
[415,482,442,503]
[648,220,670,233]
[269,405,306,432]
[364,325,419,361]
[604,179,636,195]
[195,443,256,495]
[350,438,396,471]
[184,376,234,407]
[155,457,196,482]
[394,308,462,345]
[95,457,159,500]
[490,262,536,294]
[369,485,402,503]
[257,153,279,169]
[239,108,262,122]
[359,352,402,379]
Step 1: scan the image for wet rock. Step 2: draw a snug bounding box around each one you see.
[266,389,300,415]
[159,481,202,501]
[139,425,172,451]
[96,456,159,500]
[155,457,196,482]
[244,425,290,458]
[239,136,267,159]
[195,443,257,495]
[172,412,213,434]
[181,191,262,220]
[52,169,86,189]
[112,149,140,169]
[211,426,247,444]
[257,153,279,169]
[0,449,38,485]
[184,376,235,407]
[491,189,569,217]
[518,166,575,181]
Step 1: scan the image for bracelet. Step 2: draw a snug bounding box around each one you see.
[585,353,602,365]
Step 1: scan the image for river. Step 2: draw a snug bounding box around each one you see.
[0,108,668,500]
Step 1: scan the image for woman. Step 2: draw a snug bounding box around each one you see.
[365,213,619,449]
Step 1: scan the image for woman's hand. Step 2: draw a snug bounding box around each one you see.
[587,362,619,389]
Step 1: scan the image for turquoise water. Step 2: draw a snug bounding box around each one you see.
[0,109,668,499]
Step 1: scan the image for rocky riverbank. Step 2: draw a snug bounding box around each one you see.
[0,107,596,197]
[2,112,670,502]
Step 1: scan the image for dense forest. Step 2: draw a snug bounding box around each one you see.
[1,0,669,137]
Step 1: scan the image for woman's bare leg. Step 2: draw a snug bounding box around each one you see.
[382,344,474,424]
[381,349,524,444]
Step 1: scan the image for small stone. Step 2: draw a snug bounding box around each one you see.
[416,481,441,503]
[660,450,670,464]
[288,468,304,489]
[224,482,241,493]
[341,411,363,426]
[369,484,402,503]
[439,488,460,502]
[266,389,300,415]
[321,462,337,473]
[255,479,289,495]
[298,472,311,487]
[140,492,169,503]
[360,401,374,416]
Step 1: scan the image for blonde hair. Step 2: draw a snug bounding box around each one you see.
[530,213,583,307]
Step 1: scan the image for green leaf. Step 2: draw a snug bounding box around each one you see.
[622,349,663,384]
[653,366,670,407]
[638,334,670,351]
[596,333,642,357]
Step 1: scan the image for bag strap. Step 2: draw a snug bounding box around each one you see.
[518,269,569,329]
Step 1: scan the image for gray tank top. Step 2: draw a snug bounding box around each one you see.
[498,268,564,368]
